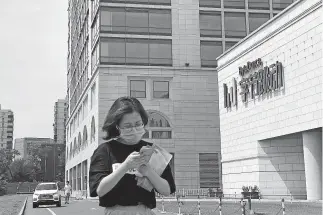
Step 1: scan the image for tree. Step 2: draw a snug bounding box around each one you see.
[10,159,36,182]
[0,149,20,181]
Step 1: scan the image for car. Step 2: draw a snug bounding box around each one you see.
[32,182,61,208]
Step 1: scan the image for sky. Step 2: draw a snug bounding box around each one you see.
[0,1,68,139]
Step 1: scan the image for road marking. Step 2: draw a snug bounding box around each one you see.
[46,208,57,215]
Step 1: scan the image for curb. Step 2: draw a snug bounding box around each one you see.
[18,196,28,215]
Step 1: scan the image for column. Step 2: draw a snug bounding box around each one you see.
[302,129,322,200]
[81,162,84,191]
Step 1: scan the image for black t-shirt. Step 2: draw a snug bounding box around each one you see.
[88,139,176,209]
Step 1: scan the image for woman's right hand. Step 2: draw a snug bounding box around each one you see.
[124,152,147,170]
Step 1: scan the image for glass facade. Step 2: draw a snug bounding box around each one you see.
[199,0,295,65]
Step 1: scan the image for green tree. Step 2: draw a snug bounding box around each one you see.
[10,159,36,182]
[0,149,20,181]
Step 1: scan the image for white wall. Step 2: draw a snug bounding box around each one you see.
[217,0,322,197]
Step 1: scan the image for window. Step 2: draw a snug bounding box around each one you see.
[144,111,172,139]
[78,133,82,153]
[225,41,238,51]
[199,0,221,8]
[169,153,175,177]
[83,126,88,148]
[91,43,100,71]
[224,0,245,9]
[100,38,172,66]
[199,153,220,188]
[77,164,81,190]
[249,13,270,33]
[91,117,96,143]
[73,138,76,157]
[100,8,171,36]
[91,83,96,109]
[82,161,88,190]
[66,146,69,160]
[130,80,146,98]
[200,12,222,37]
[224,12,246,38]
[200,41,222,67]
[126,39,149,65]
[70,142,73,159]
[272,0,293,10]
[101,0,171,5]
[72,167,77,190]
[153,81,169,98]
[248,0,269,10]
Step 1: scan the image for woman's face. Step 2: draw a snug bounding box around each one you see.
[118,111,143,129]
[117,111,145,145]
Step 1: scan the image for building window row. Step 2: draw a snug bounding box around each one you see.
[199,0,294,10]
[70,5,89,63]
[199,153,221,188]
[200,12,271,39]
[67,160,88,191]
[130,79,170,99]
[70,93,90,137]
[101,0,171,6]
[100,38,172,66]
[100,7,172,36]
[67,116,96,160]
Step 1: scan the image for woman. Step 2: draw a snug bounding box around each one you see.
[89,96,176,215]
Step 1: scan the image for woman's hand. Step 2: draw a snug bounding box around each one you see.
[140,146,156,163]
[124,152,147,170]
[137,164,152,177]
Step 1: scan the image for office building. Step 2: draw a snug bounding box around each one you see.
[217,0,322,200]
[65,0,294,193]
[0,105,14,149]
[53,99,68,144]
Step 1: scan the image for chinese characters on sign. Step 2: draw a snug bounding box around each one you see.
[224,58,284,108]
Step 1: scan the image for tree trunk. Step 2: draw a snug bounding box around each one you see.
[6,165,13,180]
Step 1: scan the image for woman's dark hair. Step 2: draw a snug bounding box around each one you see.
[102,96,148,140]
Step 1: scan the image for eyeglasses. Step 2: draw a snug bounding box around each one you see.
[118,123,144,132]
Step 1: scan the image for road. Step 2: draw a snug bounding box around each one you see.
[24,197,165,215]
[24,196,322,215]
[24,197,104,215]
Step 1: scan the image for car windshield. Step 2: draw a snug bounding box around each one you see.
[36,184,57,190]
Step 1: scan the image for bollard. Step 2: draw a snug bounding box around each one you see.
[248,194,255,214]
[219,196,222,215]
[282,198,286,215]
[235,192,237,203]
[241,199,246,215]
[161,196,166,214]
[198,195,201,215]
[177,197,181,215]
[290,194,293,204]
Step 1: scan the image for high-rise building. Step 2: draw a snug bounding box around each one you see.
[53,99,67,145]
[0,105,14,149]
[65,0,294,192]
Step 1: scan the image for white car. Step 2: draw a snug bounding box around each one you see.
[32,182,61,208]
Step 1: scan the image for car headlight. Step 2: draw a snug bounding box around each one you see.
[53,193,59,198]
[33,194,39,200]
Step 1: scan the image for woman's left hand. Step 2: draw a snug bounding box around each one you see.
[137,164,152,177]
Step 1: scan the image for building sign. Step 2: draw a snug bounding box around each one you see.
[224,58,284,108]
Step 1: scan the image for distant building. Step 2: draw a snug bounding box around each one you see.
[14,138,55,159]
[0,104,14,149]
[53,99,67,145]
[13,137,65,182]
